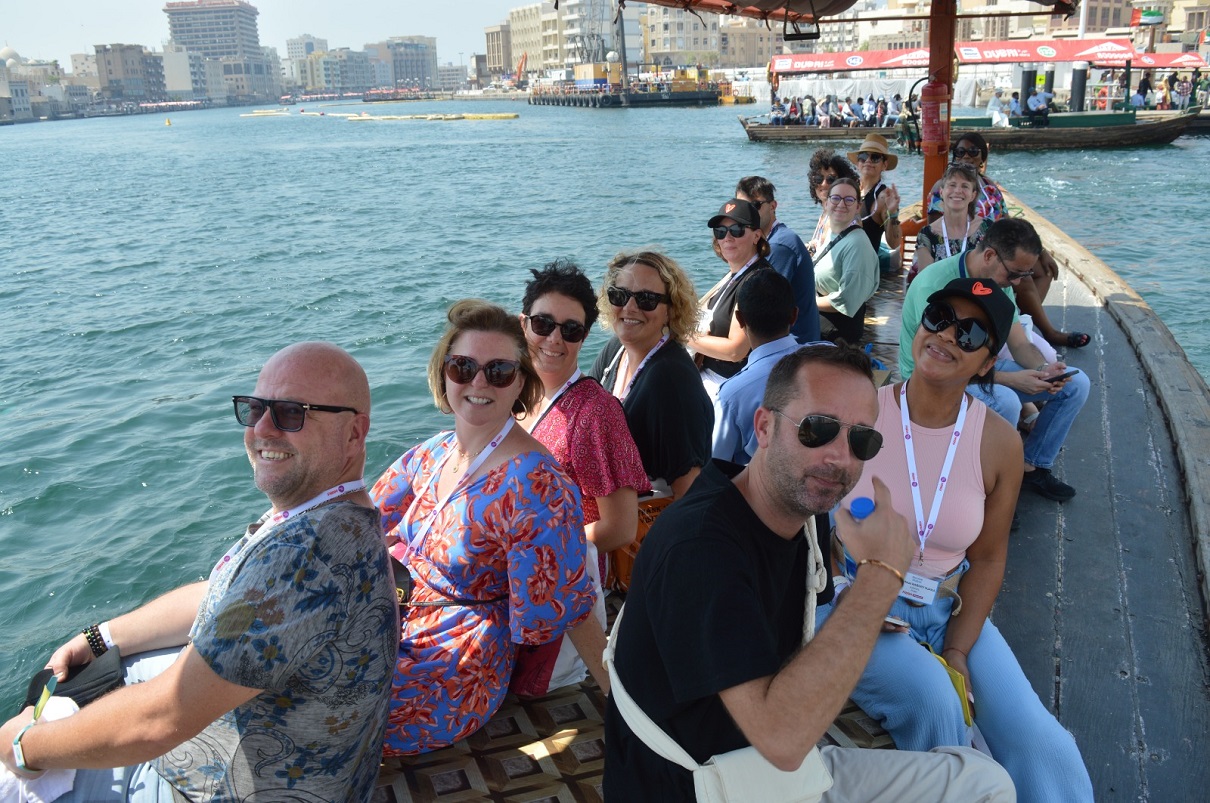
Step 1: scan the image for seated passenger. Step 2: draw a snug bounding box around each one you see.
[590,250,713,501]
[909,162,991,284]
[809,178,879,344]
[822,278,1094,802]
[691,199,775,397]
[372,300,596,755]
[711,270,809,465]
[512,260,650,696]
[807,148,860,250]
[900,219,1092,501]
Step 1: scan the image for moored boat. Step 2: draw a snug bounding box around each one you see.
[739,106,1200,150]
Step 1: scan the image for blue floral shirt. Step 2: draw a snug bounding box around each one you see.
[155,501,398,802]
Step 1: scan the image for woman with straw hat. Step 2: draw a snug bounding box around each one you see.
[847,133,903,262]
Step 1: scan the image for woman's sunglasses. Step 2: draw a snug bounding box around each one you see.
[770,410,883,461]
[712,223,752,240]
[857,152,885,163]
[443,355,521,388]
[524,313,587,343]
[920,301,992,352]
[953,146,982,159]
[607,285,670,312]
[232,395,358,432]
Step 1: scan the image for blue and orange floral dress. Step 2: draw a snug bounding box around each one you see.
[371,432,596,756]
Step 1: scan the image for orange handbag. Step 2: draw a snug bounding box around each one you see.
[607,496,673,593]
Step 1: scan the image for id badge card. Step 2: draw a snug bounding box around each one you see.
[900,570,941,605]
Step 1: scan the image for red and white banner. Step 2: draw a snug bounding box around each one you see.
[768,48,931,74]
[955,38,1135,65]
[769,39,1206,74]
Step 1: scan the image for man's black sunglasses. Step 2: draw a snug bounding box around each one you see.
[524,313,588,343]
[769,410,883,461]
[233,396,358,432]
[607,285,670,312]
[920,301,992,353]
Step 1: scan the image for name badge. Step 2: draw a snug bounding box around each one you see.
[900,571,940,605]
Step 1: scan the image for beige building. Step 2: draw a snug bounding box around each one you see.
[641,6,720,66]
[485,23,512,76]
[541,7,566,70]
[718,18,785,68]
[509,4,546,77]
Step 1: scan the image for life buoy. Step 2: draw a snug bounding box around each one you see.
[1096,86,1108,110]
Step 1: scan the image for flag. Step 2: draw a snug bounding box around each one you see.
[1130,8,1141,26]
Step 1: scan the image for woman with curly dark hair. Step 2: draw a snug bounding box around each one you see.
[807,148,860,256]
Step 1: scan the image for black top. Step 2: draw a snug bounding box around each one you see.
[603,461,834,801]
[859,182,889,252]
[700,259,774,379]
[590,336,713,486]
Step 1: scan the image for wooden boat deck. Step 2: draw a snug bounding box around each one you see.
[373,196,1210,801]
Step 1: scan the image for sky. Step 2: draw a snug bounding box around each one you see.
[2,0,521,69]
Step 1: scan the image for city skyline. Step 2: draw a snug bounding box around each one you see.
[3,0,517,69]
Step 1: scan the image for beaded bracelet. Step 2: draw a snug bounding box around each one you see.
[857,558,905,585]
[83,623,108,658]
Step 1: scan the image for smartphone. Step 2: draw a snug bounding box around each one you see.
[884,615,910,629]
[1045,369,1079,383]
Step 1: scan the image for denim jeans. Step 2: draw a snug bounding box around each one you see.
[816,584,1094,803]
[969,359,1091,469]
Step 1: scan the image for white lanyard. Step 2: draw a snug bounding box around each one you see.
[606,333,668,402]
[899,383,968,564]
[940,216,971,259]
[528,369,582,431]
[266,479,366,526]
[400,418,514,558]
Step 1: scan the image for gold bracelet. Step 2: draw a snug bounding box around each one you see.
[857,558,905,585]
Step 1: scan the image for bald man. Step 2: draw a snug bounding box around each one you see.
[1,342,398,803]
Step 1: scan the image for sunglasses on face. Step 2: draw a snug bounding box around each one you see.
[817,174,836,185]
[712,223,753,240]
[857,152,885,163]
[607,285,670,311]
[443,355,521,388]
[233,395,358,432]
[920,301,992,352]
[991,249,1033,281]
[953,146,982,159]
[525,313,588,343]
[771,410,883,461]
[828,194,859,207]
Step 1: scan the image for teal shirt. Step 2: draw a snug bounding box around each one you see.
[899,252,1018,378]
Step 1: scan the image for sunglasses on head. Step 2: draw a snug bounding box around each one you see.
[607,285,670,311]
[443,355,521,388]
[920,301,992,352]
[953,146,982,159]
[770,410,883,461]
[712,223,752,240]
[233,395,358,432]
[857,152,885,163]
[525,313,587,343]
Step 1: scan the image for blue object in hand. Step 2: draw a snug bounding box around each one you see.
[849,497,875,521]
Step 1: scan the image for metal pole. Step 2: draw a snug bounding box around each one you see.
[923,0,957,210]
[615,2,630,90]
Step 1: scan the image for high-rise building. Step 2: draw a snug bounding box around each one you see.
[508,4,545,79]
[163,0,272,99]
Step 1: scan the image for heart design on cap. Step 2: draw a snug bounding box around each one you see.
[971,281,993,296]
[725,203,736,213]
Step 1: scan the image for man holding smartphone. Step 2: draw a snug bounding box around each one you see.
[900,218,1091,501]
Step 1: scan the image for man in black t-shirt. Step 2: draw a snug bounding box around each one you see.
[604,345,1014,801]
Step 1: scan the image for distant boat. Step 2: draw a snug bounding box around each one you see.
[165,118,171,126]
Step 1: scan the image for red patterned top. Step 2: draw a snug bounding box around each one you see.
[531,377,651,527]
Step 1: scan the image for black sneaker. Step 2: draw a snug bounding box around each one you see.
[1022,468,1076,502]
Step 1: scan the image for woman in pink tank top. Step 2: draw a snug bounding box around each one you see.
[819,277,1093,802]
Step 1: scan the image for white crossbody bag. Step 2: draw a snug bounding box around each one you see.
[603,518,833,802]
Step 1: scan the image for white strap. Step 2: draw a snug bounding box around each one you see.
[604,605,702,772]
[606,516,825,767]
